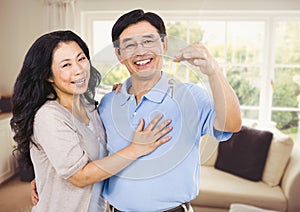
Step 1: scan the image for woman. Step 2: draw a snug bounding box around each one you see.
[10,30,172,211]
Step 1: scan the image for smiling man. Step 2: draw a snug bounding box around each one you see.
[96,9,242,212]
[115,23,166,104]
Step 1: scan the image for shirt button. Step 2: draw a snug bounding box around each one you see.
[133,112,137,116]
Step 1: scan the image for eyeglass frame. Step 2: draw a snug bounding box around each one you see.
[116,34,166,54]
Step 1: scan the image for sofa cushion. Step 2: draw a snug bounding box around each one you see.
[262,130,294,186]
[215,126,273,181]
[200,135,218,166]
[192,166,287,211]
[229,203,282,212]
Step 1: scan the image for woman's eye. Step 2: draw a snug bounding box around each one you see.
[62,63,71,68]
[79,56,86,61]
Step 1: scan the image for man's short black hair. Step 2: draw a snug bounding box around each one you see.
[112,9,167,48]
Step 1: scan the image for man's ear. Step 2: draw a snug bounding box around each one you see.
[115,48,125,64]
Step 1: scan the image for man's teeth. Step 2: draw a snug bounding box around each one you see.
[136,59,151,65]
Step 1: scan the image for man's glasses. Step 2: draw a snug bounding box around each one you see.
[119,36,162,54]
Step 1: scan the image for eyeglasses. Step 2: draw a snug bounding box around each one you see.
[119,36,162,53]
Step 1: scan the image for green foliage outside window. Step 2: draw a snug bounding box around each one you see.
[96,64,129,86]
[96,20,300,137]
[227,68,260,106]
[273,22,300,134]
[272,68,300,133]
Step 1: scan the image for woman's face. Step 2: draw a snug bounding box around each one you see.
[49,41,90,100]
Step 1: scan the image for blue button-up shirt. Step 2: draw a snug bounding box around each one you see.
[98,72,231,212]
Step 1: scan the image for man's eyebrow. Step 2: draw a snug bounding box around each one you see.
[141,34,155,39]
[121,34,156,43]
[121,37,133,43]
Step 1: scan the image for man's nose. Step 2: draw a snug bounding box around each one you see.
[134,42,147,54]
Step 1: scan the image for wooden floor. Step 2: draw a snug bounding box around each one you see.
[0,175,33,212]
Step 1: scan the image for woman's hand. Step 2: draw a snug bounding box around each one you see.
[31,179,39,205]
[128,114,172,159]
[67,114,172,187]
[112,83,122,93]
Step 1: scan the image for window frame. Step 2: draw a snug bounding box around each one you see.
[81,10,300,129]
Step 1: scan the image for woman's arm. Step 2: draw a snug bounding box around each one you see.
[67,114,172,187]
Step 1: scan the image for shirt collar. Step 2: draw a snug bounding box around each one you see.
[118,72,170,105]
[118,78,132,105]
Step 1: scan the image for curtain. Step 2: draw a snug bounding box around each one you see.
[44,0,77,31]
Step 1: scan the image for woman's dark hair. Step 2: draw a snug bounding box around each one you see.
[10,30,101,168]
[112,9,167,48]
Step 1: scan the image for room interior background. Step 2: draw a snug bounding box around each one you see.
[0,2,299,211]
[1,0,300,140]
[0,0,300,140]
[1,0,300,94]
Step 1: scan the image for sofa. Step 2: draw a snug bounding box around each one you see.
[191,125,300,212]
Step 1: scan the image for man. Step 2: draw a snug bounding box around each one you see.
[98,9,241,212]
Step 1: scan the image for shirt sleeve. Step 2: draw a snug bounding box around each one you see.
[188,83,232,141]
[33,104,89,179]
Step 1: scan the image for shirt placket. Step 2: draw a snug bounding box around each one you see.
[129,95,146,127]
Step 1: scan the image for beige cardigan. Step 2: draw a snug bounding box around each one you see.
[31,100,106,212]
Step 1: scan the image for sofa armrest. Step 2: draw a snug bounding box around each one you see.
[281,142,300,212]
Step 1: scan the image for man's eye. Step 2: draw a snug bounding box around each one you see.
[143,39,154,44]
[125,43,136,49]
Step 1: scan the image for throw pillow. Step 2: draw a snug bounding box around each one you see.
[215,126,273,181]
[262,131,294,186]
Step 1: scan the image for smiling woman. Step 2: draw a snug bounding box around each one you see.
[49,41,92,123]
[51,43,90,89]
[10,30,173,211]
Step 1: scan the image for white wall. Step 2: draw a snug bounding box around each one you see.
[78,0,300,11]
[0,0,45,95]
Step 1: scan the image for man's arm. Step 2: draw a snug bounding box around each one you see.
[174,43,241,132]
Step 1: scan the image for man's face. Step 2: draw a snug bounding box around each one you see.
[116,21,167,79]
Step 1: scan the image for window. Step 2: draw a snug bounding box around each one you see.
[272,21,300,141]
[82,11,300,141]
[165,20,264,121]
